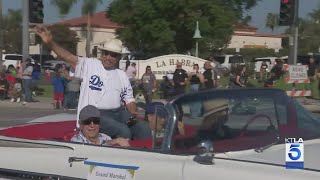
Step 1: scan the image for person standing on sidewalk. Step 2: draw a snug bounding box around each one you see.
[126,62,137,96]
[140,66,156,105]
[21,59,34,105]
[51,64,65,109]
[173,62,188,95]
[202,61,217,90]
[63,67,81,110]
[34,25,151,140]
[307,57,318,98]
[188,64,204,118]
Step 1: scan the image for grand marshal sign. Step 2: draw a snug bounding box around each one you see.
[119,54,209,79]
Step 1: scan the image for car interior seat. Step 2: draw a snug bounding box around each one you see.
[63,130,78,141]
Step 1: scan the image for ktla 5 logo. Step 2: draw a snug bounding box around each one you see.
[285,138,304,169]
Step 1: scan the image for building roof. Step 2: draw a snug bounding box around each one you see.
[234,23,258,32]
[234,32,287,38]
[51,11,121,29]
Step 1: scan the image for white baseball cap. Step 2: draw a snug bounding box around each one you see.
[98,38,123,54]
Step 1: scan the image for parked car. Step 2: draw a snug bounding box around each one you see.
[0,88,319,179]
[1,54,40,68]
[213,54,245,70]
[29,54,56,66]
[1,54,23,67]
[42,60,66,71]
[252,57,278,73]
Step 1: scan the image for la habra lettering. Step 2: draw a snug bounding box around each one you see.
[155,58,198,68]
[285,138,304,169]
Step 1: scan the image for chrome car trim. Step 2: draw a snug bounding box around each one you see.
[0,138,75,150]
[215,157,320,172]
[0,168,84,180]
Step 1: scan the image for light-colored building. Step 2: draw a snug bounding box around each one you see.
[29,12,285,56]
[228,24,285,52]
[30,12,120,57]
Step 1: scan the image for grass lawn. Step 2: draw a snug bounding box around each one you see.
[39,85,53,98]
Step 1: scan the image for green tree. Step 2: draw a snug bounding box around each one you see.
[108,0,248,57]
[45,25,80,55]
[81,0,102,57]
[308,7,320,23]
[3,9,22,53]
[221,0,260,21]
[295,8,320,54]
[265,13,278,32]
[298,21,320,54]
[51,0,78,20]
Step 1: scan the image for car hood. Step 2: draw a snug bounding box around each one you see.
[216,139,320,170]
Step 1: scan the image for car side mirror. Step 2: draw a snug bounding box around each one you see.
[193,140,214,165]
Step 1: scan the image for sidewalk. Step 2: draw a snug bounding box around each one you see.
[0,96,54,109]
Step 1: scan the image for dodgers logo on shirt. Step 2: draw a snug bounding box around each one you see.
[285,138,304,169]
[120,87,128,106]
[89,75,104,91]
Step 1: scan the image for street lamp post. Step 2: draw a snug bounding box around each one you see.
[193,21,202,57]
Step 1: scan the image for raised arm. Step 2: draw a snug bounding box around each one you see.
[34,25,78,68]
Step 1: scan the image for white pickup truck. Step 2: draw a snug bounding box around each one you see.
[213,54,245,70]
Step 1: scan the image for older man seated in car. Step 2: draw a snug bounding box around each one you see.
[71,105,130,146]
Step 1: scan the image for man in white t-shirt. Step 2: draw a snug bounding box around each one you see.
[126,62,136,80]
[34,25,151,139]
[125,63,137,95]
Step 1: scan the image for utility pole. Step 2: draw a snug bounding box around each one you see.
[22,0,29,68]
[288,0,299,65]
[0,0,3,66]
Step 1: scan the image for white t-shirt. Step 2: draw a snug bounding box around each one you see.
[22,66,33,80]
[75,57,135,127]
[125,65,136,79]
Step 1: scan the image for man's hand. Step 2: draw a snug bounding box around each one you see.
[34,25,78,68]
[108,138,130,147]
[34,25,53,45]
[126,102,138,116]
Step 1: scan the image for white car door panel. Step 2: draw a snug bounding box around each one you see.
[0,146,74,176]
[183,155,320,180]
[67,144,187,179]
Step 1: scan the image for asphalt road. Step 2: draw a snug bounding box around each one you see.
[0,107,75,128]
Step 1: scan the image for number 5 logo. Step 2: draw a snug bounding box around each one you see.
[288,144,301,160]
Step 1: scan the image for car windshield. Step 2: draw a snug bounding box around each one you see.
[229,56,244,63]
[166,89,320,154]
[254,59,272,63]
[214,56,225,64]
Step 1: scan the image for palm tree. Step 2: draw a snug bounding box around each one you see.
[309,8,320,23]
[265,13,279,32]
[81,0,102,57]
[51,0,78,20]
[3,9,22,53]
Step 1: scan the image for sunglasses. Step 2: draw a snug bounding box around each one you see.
[102,50,120,58]
[81,117,100,125]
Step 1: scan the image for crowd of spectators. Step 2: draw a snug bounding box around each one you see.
[51,64,81,110]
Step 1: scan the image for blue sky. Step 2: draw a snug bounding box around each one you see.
[3,0,320,34]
